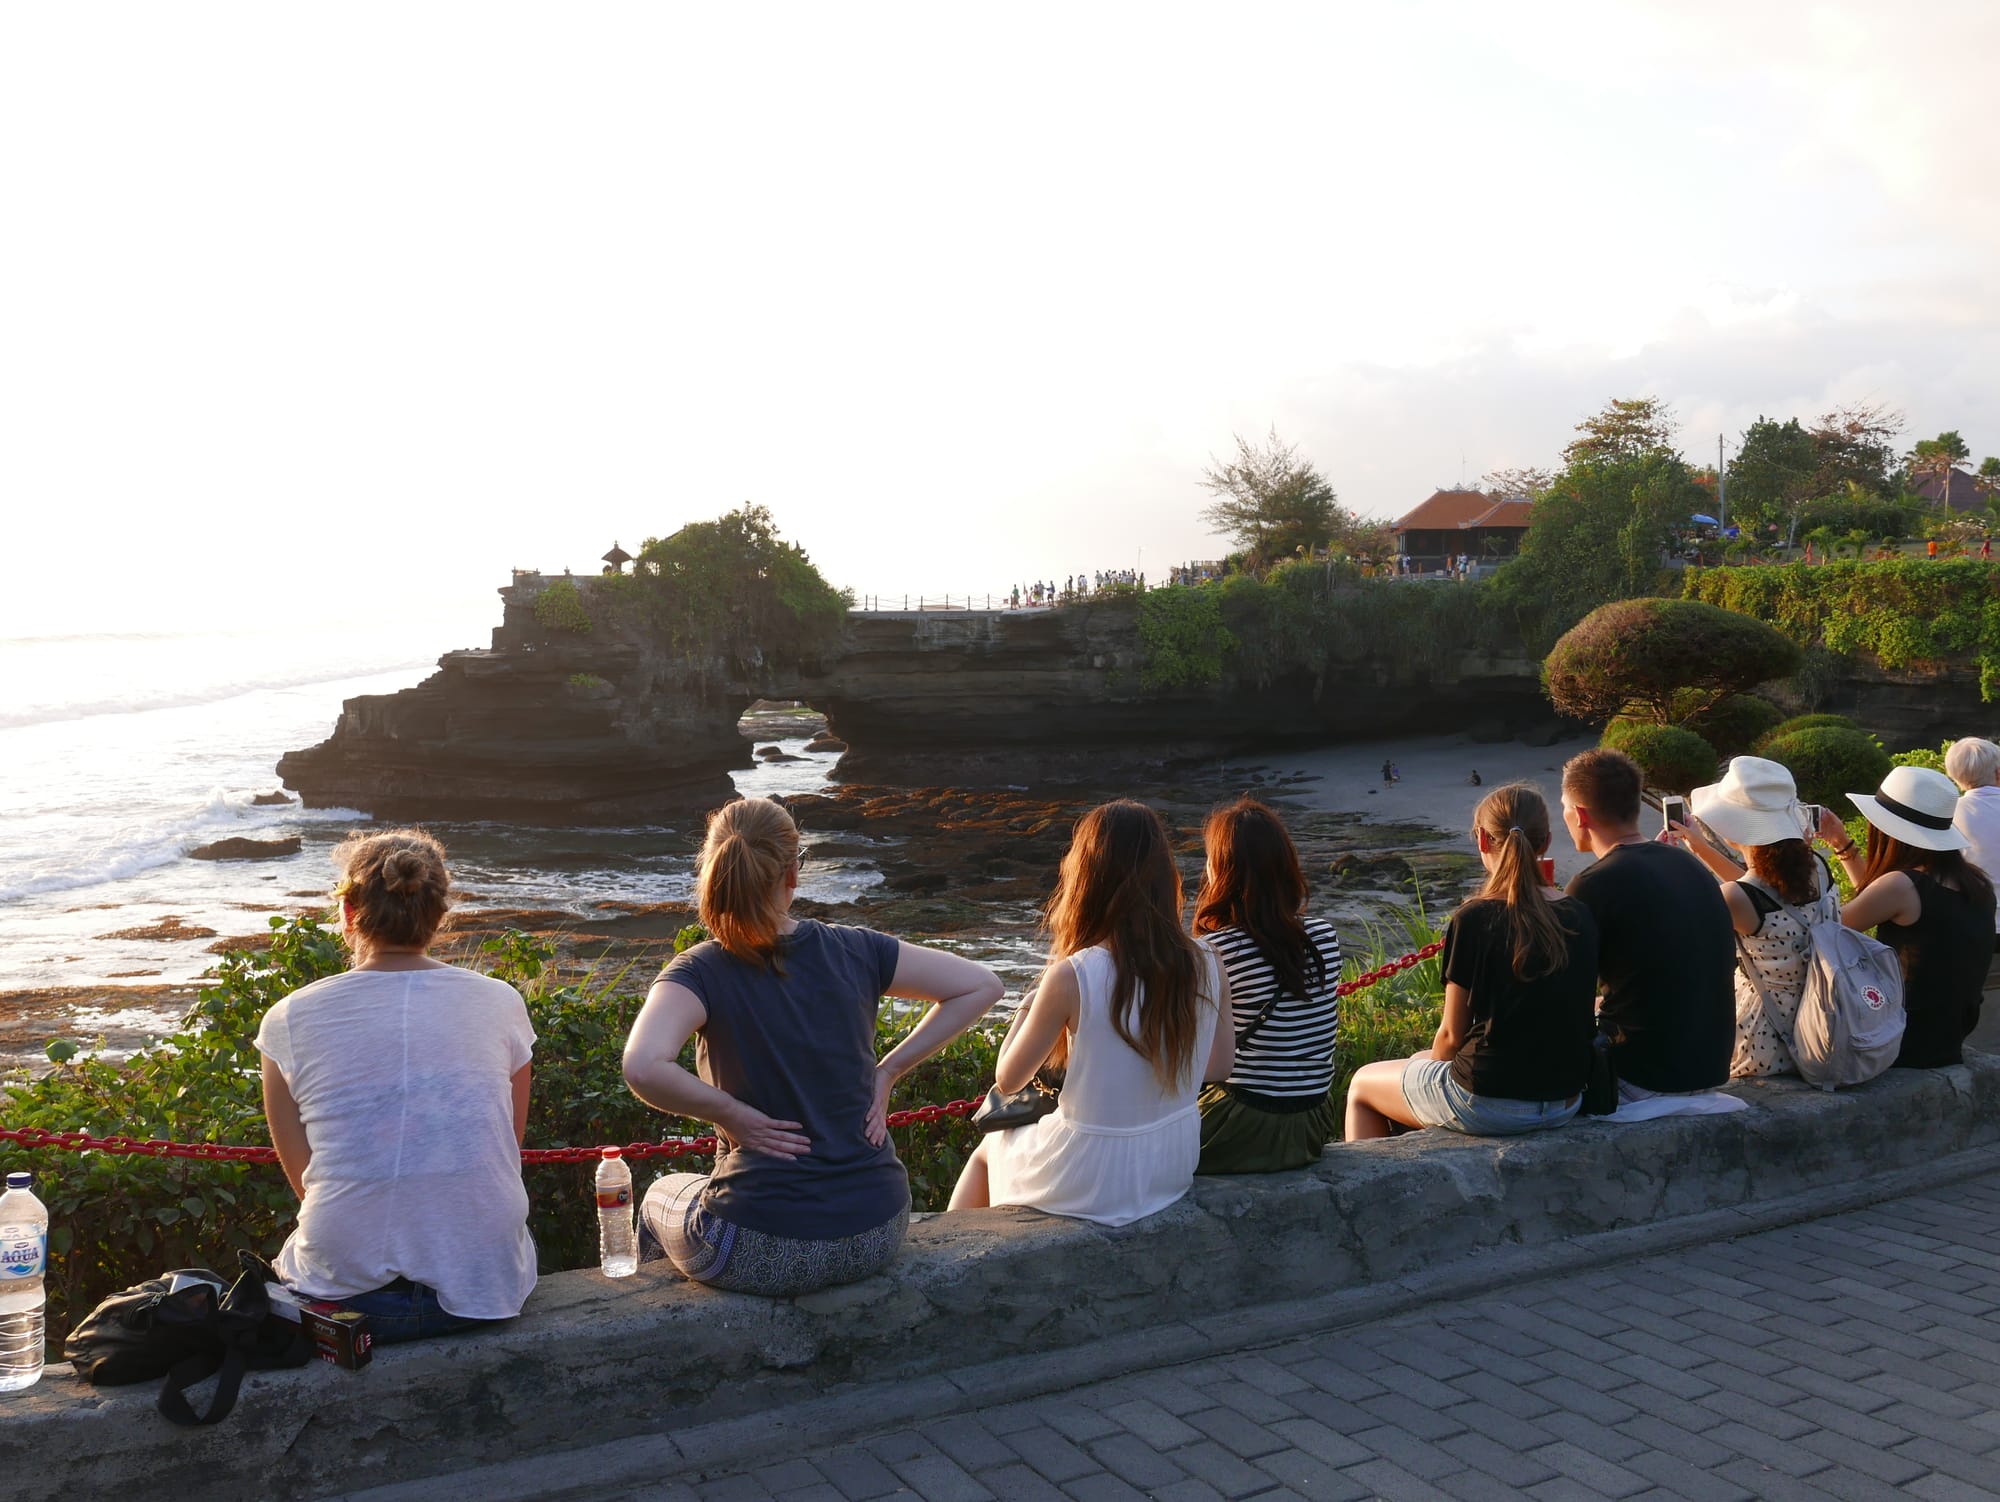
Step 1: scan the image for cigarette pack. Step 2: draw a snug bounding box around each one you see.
[300,1305,373,1370]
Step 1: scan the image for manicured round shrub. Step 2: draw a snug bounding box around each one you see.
[1544,598,1802,726]
[1754,712,1860,752]
[1601,721,1718,795]
[1687,695,1786,760]
[1759,727,1893,816]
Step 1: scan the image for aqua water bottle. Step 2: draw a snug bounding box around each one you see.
[0,1173,48,1392]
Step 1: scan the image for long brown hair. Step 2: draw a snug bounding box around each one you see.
[333,828,450,949]
[1191,797,1326,999]
[1047,800,1206,1091]
[1859,825,1996,910]
[1470,784,1569,980]
[697,797,799,969]
[1744,839,1822,906]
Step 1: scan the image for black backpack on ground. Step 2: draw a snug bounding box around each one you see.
[64,1249,312,1425]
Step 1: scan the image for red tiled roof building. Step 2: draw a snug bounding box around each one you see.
[1391,490,1534,570]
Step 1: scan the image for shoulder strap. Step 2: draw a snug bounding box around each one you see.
[1733,931,1800,1060]
[1227,936,1297,1053]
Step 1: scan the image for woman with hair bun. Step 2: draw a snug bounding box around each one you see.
[623,797,1002,1297]
[256,829,537,1343]
[1344,784,1597,1140]
[1191,797,1343,1174]
[948,800,1232,1225]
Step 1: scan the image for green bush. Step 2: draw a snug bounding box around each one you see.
[1543,598,1801,727]
[1136,585,1237,690]
[1685,694,1785,759]
[1755,712,1861,748]
[532,577,593,633]
[1600,721,1719,794]
[1758,727,1892,816]
[1333,888,1447,1119]
[1889,740,1951,775]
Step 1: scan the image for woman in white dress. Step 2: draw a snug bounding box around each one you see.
[948,800,1232,1227]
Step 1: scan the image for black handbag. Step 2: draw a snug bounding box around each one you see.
[65,1249,312,1426]
[971,1072,1061,1133]
[1581,1033,1619,1116]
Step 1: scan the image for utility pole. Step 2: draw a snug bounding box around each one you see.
[1718,434,1727,532]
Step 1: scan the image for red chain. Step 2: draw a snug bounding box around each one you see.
[3,946,1439,1167]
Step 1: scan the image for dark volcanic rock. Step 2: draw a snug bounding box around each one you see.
[250,790,297,806]
[189,836,303,861]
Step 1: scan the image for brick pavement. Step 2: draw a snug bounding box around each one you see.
[617,1173,2000,1501]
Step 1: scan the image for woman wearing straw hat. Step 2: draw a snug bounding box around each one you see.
[1667,757,1849,1078]
[1838,765,1997,1069]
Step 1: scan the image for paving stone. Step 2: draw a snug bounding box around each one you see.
[1185,1404,1291,1459]
[751,1461,827,1494]
[1347,1426,1464,1482]
[1001,1426,1098,1485]
[1620,1448,1757,1502]
[1794,1427,1930,1485]
[1704,1421,1835,1478]
[1248,1446,1374,1501]
[1894,1435,2000,1491]
[1339,1460,1459,1502]
[1695,1387,1817,1439]
[1172,1440,1282,1498]
[1612,1412,1736,1470]
[1710,1459,1844,1501]
[958,1464,1065,1502]
[1434,1398,1557,1451]
[1353,1391,1466,1442]
[1860,1374,1985,1418]
[1147,1481,1229,1502]
[1080,1432,1188,1489]
[1445,1370,1560,1421]
[1269,1416,1373,1468]
[812,1446,905,1501]
[770,1485,845,1502]
[1529,1440,1651,1497]
[1533,1409,1649,1463]
[1103,1397,1203,1450]
[1781,1397,1913,1448]
[1526,1374,1639,1427]
[1606,1351,1720,1399]
[1434,1429,1561,1488]
[920,1417,1015,1473]
[1062,1472,1150,1502]
[881,1453,992,1502]
[698,1476,777,1502]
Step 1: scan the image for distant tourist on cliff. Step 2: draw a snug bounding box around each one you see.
[1838,766,1996,1069]
[256,829,537,1343]
[1345,784,1598,1140]
[1664,757,1847,1078]
[1190,798,1342,1172]
[1561,749,1736,1106]
[949,801,1232,1224]
[623,798,1002,1296]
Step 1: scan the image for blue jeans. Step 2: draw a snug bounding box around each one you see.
[332,1279,503,1346]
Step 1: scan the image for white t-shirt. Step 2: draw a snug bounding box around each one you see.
[254,967,538,1319]
[1955,785,2000,933]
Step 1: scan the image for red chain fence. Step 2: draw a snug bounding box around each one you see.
[0,942,1441,1168]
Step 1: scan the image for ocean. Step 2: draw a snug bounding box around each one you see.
[0,624,891,1004]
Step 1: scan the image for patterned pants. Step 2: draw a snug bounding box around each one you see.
[640,1173,908,1298]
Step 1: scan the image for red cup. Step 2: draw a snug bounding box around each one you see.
[1538,857,1556,885]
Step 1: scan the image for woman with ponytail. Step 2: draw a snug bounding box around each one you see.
[949,800,1233,1225]
[257,829,537,1343]
[1344,784,1597,1140]
[623,797,1002,1296]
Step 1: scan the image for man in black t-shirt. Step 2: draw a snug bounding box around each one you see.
[1561,748,1735,1094]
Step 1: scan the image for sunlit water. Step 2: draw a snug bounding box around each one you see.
[0,629,894,1007]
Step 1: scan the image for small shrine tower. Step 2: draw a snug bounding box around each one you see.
[601,542,633,576]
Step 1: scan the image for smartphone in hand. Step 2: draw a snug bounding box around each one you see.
[1659,794,1687,833]
[1800,802,1823,836]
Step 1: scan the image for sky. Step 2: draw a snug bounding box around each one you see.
[4,1,1997,647]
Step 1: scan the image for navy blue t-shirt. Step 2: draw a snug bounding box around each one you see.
[661,920,908,1239]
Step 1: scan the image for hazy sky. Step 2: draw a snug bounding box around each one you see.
[6,2,1996,644]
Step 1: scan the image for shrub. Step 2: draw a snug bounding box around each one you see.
[1759,727,1892,816]
[1601,720,1719,794]
[532,577,593,633]
[1752,712,1860,752]
[1543,598,1801,726]
[1890,740,1951,775]
[1685,694,1785,760]
[1333,888,1447,1120]
[1136,585,1237,690]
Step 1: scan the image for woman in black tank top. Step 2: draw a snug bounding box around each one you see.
[1838,767,1997,1068]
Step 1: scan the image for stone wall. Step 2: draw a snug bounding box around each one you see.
[11,1057,2000,1502]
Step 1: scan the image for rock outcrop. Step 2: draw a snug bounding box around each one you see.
[279,575,1551,822]
[187,836,303,861]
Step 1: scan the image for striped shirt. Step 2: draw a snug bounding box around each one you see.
[1206,918,1343,1102]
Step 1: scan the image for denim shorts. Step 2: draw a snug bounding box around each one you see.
[331,1279,503,1346]
[1400,1058,1580,1137]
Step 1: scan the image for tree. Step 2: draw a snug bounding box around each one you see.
[635,503,850,666]
[1198,429,1343,567]
[1726,416,1817,536]
[1478,466,1555,500]
[1542,597,1802,727]
[1981,457,2000,478]
[1562,396,1677,466]
[1907,430,1972,503]
[1807,403,1901,498]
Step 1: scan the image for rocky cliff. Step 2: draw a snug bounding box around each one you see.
[278,575,1553,821]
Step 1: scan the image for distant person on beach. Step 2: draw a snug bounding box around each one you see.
[1469,770,1482,786]
[949,801,1231,1224]
[1839,766,1996,1069]
[1665,757,1847,1078]
[256,829,536,1344]
[1562,749,1735,1101]
[1190,798,1342,1173]
[623,798,1001,1295]
[1381,760,1393,785]
[1345,784,1597,1140]
[1389,763,1401,783]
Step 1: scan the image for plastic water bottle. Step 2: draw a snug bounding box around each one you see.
[595,1148,636,1278]
[0,1172,48,1392]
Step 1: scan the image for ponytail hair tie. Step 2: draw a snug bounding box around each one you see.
[1508,825,1524,837]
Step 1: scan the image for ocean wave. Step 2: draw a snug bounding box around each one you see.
[0,661,436,731]
[0,791,370,904]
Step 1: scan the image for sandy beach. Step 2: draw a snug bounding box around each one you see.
[1250,730,1600,885]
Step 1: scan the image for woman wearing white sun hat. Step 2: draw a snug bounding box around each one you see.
[1840,764,1997,1069]
[1667,756,1850,1078]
